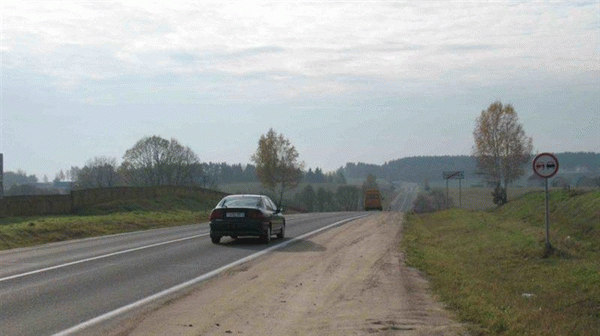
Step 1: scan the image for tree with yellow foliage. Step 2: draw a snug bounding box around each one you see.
[251,129,304,207]
[473,101,533,204]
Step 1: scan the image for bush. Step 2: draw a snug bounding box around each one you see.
[412,188,453,213]
[492,184,507,205]
[412,194,436,213]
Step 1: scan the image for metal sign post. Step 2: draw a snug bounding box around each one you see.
[443,171,464,208]
[532,153,559,254]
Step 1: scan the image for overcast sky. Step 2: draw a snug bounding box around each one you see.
[2,1,599,180]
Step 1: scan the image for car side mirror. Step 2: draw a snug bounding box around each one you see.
[277,207,284,214]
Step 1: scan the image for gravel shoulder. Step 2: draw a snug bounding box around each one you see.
[108,212,465,335]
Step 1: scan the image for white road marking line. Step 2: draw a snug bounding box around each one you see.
[52,214,368,336]
[400,192,410,211]
[0,234,209,283]
[400,189,417,212]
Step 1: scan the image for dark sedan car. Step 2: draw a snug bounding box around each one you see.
[209,194,286,244]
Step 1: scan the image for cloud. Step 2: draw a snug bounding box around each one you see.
[442,44,498,52]
[4,1,598,90]
[2,2,598,123]
[170,52,197,64]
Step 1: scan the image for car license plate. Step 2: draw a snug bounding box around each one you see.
[226,212,245,218]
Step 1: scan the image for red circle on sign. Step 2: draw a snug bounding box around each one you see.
[533,153,559,178]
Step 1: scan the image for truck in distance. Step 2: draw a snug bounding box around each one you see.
[364,188,383,211]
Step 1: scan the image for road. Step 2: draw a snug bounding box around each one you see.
[108,211,463,336]
[0,212,366,336]
[389,182,419,212]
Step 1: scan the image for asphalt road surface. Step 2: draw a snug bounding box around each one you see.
[114,212,464,336]
[0,212,367,336]
[389,182,419,212]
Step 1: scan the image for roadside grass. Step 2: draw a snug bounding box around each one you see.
[402,189,600,335]
[0,195,221,251]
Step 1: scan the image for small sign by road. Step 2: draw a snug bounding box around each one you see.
[533,153,559,178]
[442,171,465,208]
[443,171,464,180]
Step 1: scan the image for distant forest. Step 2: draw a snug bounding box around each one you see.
[2,152,598,196]
[200,163,346,186]
[340,152,600,184]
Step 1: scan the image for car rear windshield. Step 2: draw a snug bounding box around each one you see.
[219,196,262,208]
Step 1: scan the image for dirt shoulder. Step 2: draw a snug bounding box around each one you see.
[110,212,465,335]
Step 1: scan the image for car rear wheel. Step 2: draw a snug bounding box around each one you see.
[263,226,271,244]
[211,235,221,244]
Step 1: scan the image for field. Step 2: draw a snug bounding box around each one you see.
[402,189,600,335]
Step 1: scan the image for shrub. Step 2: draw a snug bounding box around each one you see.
[412,188,453,213]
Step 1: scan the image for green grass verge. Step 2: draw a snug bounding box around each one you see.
[0,195,221,251]
[402,189,600,335]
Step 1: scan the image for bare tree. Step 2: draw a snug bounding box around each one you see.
[65,166,81,182]
[473,101,533,204]
[121,136,200,186]
[55,170,66,182]
[76,156,119,189]
[251,129,303,207]
[163,140,202,185]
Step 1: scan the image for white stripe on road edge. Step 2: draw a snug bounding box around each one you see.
[0,234,208,283]
[53,214,369,336]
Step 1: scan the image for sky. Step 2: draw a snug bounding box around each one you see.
[2,1,599,180]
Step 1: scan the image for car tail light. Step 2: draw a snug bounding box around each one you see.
[247,210,265,220]
[209,209,224,221]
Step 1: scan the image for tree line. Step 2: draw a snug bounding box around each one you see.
[2,133,343,198]
[292,173,380,212]
[293,185,360,212]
